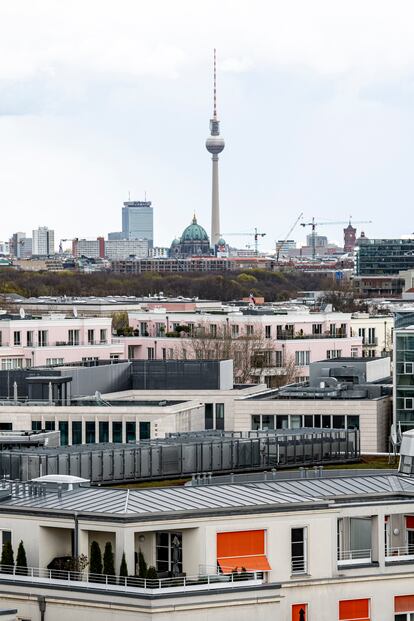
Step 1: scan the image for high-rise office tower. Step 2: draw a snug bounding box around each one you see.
[206,49,225,247]
[32,227,55,257]
[122,201,153,248]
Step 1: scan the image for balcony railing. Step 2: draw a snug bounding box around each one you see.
[0,565,265,594]
[291,556,307,574]
[386,545,414,562]
[337,549,372,565]
[362,337,378,346]
[276,331,347,341]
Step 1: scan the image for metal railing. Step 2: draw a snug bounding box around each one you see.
[337,549,372,564]
[362,337,378,346]
[291,556,307,574]
[0,565,265,593]
[386,545,414,560]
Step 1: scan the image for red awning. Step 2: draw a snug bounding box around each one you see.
[217,554,271,574]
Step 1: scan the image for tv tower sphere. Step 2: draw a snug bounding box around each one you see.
[206,49,225,247]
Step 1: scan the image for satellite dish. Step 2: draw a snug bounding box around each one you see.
[19,308,25,319]
[73,306,78,318]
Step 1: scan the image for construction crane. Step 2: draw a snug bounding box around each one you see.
[275,212,303,263]
[221,228,266,256]
[300,217,372,260]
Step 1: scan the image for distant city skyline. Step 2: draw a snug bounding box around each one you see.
[1,1,414,250]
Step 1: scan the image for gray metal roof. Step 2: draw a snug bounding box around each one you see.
[1,473,414,519]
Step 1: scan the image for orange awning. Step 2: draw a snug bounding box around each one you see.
[217,554,271,574]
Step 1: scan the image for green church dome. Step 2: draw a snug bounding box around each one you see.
[180,215,209,243]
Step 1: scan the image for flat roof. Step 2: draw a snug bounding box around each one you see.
[1,472,414,519]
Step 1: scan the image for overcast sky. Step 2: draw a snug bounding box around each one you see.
[1,0,414,251]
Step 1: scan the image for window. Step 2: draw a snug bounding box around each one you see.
[85,421,95,443]
[351,346,358,358]
[1,531,11,548]
[87,329,94,345]
[275,351,283,367]
[205,404,214,429]
[292,604,308,621]
[332,415,345,429]
[327,349,342,359]
[59,421,69,446]
[265,325,271,339]
[140,322,148,336]
[231,324,239,337]
[99,421,109,443]
[139,421,151,440]
[126,421,136,443]
[112,422,122,443]
[405,398,414,410]
[147,347,155,360]
[339,598,370,620]
[276,415,288,429]
[251,415,261,431]
[110,354,120,361]
[13,331,21,346]
[210,324,217,337]
[246,325,254,336]
[38,330,48,347]
[46,358,64,366]
[156,531,182,574]
[26,331,33,347]
[291,527,307,574]
[251,415,275,430]
[312,323,322,335]
[100,329,107,344]
[1,358,23,370]
[32,421,42,431]
[295,351,310,367]
[68,329,80,346]
[44,421,55,431]
[347,415,360,430]
[72,421,82,445]
[215,403,225,430]
[0,423,12,431]
[404,362,414,375]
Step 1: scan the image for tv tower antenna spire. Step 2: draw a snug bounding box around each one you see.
[206,49,225,247]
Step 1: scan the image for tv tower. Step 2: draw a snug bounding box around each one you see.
[206,49,225,247]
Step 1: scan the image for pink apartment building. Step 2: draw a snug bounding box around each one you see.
[123,308,363,384]
[0,308,363,384]
[0,315,124,369]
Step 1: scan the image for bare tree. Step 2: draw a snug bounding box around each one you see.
[174,321,298,385]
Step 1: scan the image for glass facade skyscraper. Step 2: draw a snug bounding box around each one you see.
[122,201,153,248]
[355,239,414,276]
[395,311,414,432]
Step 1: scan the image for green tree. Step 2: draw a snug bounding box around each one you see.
[89,541,102,575]
[146,566,158,579]
[103,541,115,576]
[1,541,14,572]
[112,311,130,334]
[16,541,27,575]
[138,548,147,578]
[119,553,128,578]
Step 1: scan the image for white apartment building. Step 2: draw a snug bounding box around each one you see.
[32,227,55,257]
[0,449,414,619]
[350,312,394,358]
[105,238,149,260]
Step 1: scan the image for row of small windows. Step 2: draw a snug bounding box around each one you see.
[0,329,108,347]
[31,420,150,445]
[251,414,360,431]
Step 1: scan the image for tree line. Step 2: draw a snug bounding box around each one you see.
[0,268,330,301]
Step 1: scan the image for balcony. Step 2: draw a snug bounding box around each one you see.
[276,331,347,341]
[0,565,266,595]
[337,548,372,567]
[362,337,378,346]
[385,545,414,563]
